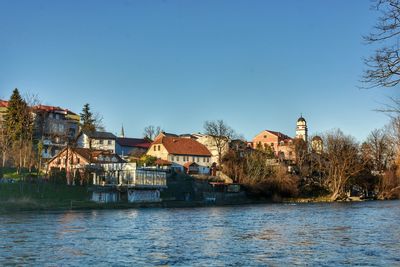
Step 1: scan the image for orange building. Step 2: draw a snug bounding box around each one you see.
[252,130,294,160]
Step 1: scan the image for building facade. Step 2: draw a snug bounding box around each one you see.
[252,130,295,160]
[33,105,80,159]
[146,132,212,174]
[47,147,124,185]
[0,100,80,160]
[115,137,151,159]
[76,131,117,153]
[186,133,229,165]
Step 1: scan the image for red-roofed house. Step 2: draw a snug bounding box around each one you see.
[0,100,80,160]
[146,132,212,174]
[33,104,80,159]
[116,137,151,158]
[47,147,124,185]
[252,130,295,160]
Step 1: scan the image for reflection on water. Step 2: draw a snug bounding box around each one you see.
[0,201,400,266]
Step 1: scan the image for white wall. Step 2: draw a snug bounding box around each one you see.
[128,189,161,203]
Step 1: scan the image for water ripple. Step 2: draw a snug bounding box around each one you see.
[0,201,399,266]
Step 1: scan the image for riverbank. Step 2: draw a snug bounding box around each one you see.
[0,182,378,214]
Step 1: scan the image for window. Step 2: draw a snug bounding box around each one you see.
[207,158,210,163]
[77,158,80,164]
[270,143,274,147]
[108,140,112,145]
[196,157,199,162]
[203,157,205,163]
[99,140,104,145]
[176,156,179,161]
[192,156,195,162]
[158,145,160,151]
[171,155,175,161]
[263,135,267,138]
[154,146,156,151]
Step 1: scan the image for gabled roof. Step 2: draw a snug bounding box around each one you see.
[116,137,151,149]
[264,130,292,141]
[153,136,212,156]
[48,147,124,164]
[83,131,117,140]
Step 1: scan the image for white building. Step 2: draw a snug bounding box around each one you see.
[77,131,117,153]
[91,162,167,203]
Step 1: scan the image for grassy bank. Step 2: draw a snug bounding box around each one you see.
[0,182,91,212]
[0,181,375,214]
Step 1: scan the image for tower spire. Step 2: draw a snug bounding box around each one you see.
[120,124,125,138]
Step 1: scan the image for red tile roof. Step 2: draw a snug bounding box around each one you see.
[0,100,8,108]
[116,138,151,149]
[33,104,77,115]
[155,159,172,165]
[0,100,77,116]
[153,136,212,156]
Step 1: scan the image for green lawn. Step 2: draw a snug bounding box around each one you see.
[1,167,43,180]
[0,182,91,212]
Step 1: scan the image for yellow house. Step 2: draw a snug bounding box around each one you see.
[147,132,212,174]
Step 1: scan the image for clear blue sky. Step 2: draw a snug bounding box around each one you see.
[0,0,397,141]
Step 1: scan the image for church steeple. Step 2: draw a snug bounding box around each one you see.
[296,115,308,142]
[120,124,125,138]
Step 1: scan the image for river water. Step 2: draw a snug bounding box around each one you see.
[0,201,399,266]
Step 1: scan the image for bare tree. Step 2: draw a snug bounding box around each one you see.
[364,128,394,173]
[293,138,309,177]
[203,120,235,166]
[321,130,364,200]
[380,116,400,197]
[93,112,105,131]
[143,125,162,141]
[362,0,400,88]
[375,97,400,117]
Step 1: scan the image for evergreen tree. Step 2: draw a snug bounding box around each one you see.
[4,88,28,141]
[80,103,96,132]
[3,88,34,170]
